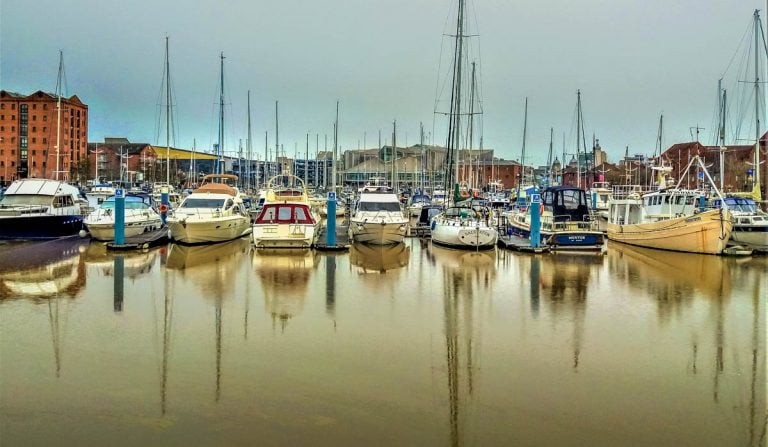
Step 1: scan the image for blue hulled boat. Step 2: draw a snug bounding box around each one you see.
[0,179,87,240]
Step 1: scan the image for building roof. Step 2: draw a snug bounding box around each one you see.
[151,146,218,160]
[0,90,86,106]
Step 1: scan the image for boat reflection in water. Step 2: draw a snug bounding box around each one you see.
[426,242,497,446]
[608,241,732,304]
[0,237,89,378]
[166,236,251,402]
[252,248,319,329]
[539,252,603,370]
[82,242,159,279]
[349,242,410,274]
[0,237,88,301]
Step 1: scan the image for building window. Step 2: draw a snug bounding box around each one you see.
[32,104,36,110]
[43,138,47,144]
[32,115,37,121]
[32,126,36,132]
[43,115,47,121]
[1,115,3,120]
[43,104,48,110]
[32,150,36,155]
[32,138,36,143]
[11,104,15,110]
[43,127,47,132]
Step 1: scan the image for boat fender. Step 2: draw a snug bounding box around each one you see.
[159,203,169,214]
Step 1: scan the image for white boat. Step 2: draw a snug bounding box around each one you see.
[406,194,432,218]
[85,183,116,208]
[349,185,409,245]
[430,203,498,249]
[587,181,612,231]
[0,179,87,240]
[711,196,767,250]
[251,175,320,249]
[606,157,734,255]
[166,174,252,245]
[84,193,163,241]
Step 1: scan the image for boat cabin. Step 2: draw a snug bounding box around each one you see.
[254,203,316,225]
[541,186,591,222]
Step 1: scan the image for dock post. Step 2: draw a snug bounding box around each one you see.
[591,190,597,210]
[530,193,541,249]
[326,191,337,247]
[161,186,170,225]
[115,188,125,245]
[698,195,705,211]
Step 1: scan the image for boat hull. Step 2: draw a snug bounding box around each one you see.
[349,220,407,245]
[167,216,252,245]
[431,220,498,250]
[86,217,163,241]
[505,212,604,251]
[0,215,85,240]
[606,209,732,255]
[252,223,318,249]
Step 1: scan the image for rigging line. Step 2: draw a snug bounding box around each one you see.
[721,18,755,78]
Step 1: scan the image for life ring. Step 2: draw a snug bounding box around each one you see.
[159,203,169,214]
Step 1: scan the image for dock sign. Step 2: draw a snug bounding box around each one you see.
[531,193,541,203]
[115,188,125,198]
[328,191,336,201]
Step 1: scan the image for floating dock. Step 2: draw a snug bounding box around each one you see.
[314,224,351,251]
[497,234,550,253]
[106,228,169,251]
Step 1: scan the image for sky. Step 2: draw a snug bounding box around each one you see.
[2,0,767,166]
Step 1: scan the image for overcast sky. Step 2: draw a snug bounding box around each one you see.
[2,0,767,165]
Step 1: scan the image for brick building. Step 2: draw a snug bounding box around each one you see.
[0,90,88,185]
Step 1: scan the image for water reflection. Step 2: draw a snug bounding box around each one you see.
[82,242,158,279]
[427,243,496,447]
[0,237,87,301]
[252,248,319,329]
[540,253,603,371]
[166,237,251,402]
[349,242,410,273]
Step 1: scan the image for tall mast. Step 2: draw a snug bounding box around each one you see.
[165,37,171,185]
[753,10,763,193]
[305,133,309,186]
[445,0,466,198]
[275,101,279,173]
[547,127,554,186]
[217,52,225,175]
[333,101,339,192]
[55,50,64,181]
[392,120,398,191]
[264,130,268,185]
[576,90,582,188]
[517,97,528,196]
[247,90,252,190]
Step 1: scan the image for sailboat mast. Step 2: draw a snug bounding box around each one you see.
[333,101,339,192]
[55,50,64,181]
[217,52,225,175]
[753,10,763,192]
[576,90,582,188]
[165,37,171,185]
[392,120,398,191]
[247,90,252,191]
[444,0,466,198]
[547,127,554,186]
[275,101,279,173]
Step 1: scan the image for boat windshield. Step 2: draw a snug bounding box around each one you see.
[180,198,226,209]
[101,197,151,210]
[0,194,51,206]
[254,204,315,224]
[358,201,402,212]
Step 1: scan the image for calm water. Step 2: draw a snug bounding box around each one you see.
[0,237,765,447]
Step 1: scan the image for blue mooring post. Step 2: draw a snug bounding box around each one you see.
[326,191,337,247]
[530,193,541,249]
[591,191,597,210]
[161,186,170,225]
[698,195,705,211]
[114,188,125,245]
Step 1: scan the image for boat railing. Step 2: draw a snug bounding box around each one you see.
[612,184,651,199]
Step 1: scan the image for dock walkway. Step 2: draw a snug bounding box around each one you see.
[106,228,169,251]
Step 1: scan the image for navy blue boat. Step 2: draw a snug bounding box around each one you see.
[0,179,87,240]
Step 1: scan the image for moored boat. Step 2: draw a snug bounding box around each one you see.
[0,179,87,240]
[166,174,252,245]
[84,193,163,241]
[349,185,409,245]
[251,175,320,249]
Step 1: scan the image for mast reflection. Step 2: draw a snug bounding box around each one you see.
[428,242,496,446]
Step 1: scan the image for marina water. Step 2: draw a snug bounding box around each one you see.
[0,237,765,446]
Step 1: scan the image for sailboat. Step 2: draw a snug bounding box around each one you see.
[166,53,251,244]
[429,0,498,250]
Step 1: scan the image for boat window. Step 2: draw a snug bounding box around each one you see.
[0,194,52,206]
[664,196,670,204]
[358,201,402,212]
[295,207,308,221]
[278,206,292,220]
[559,189,582,210]
[260,207,276,221]
[180,198,226,209]
[739,218,750,224]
